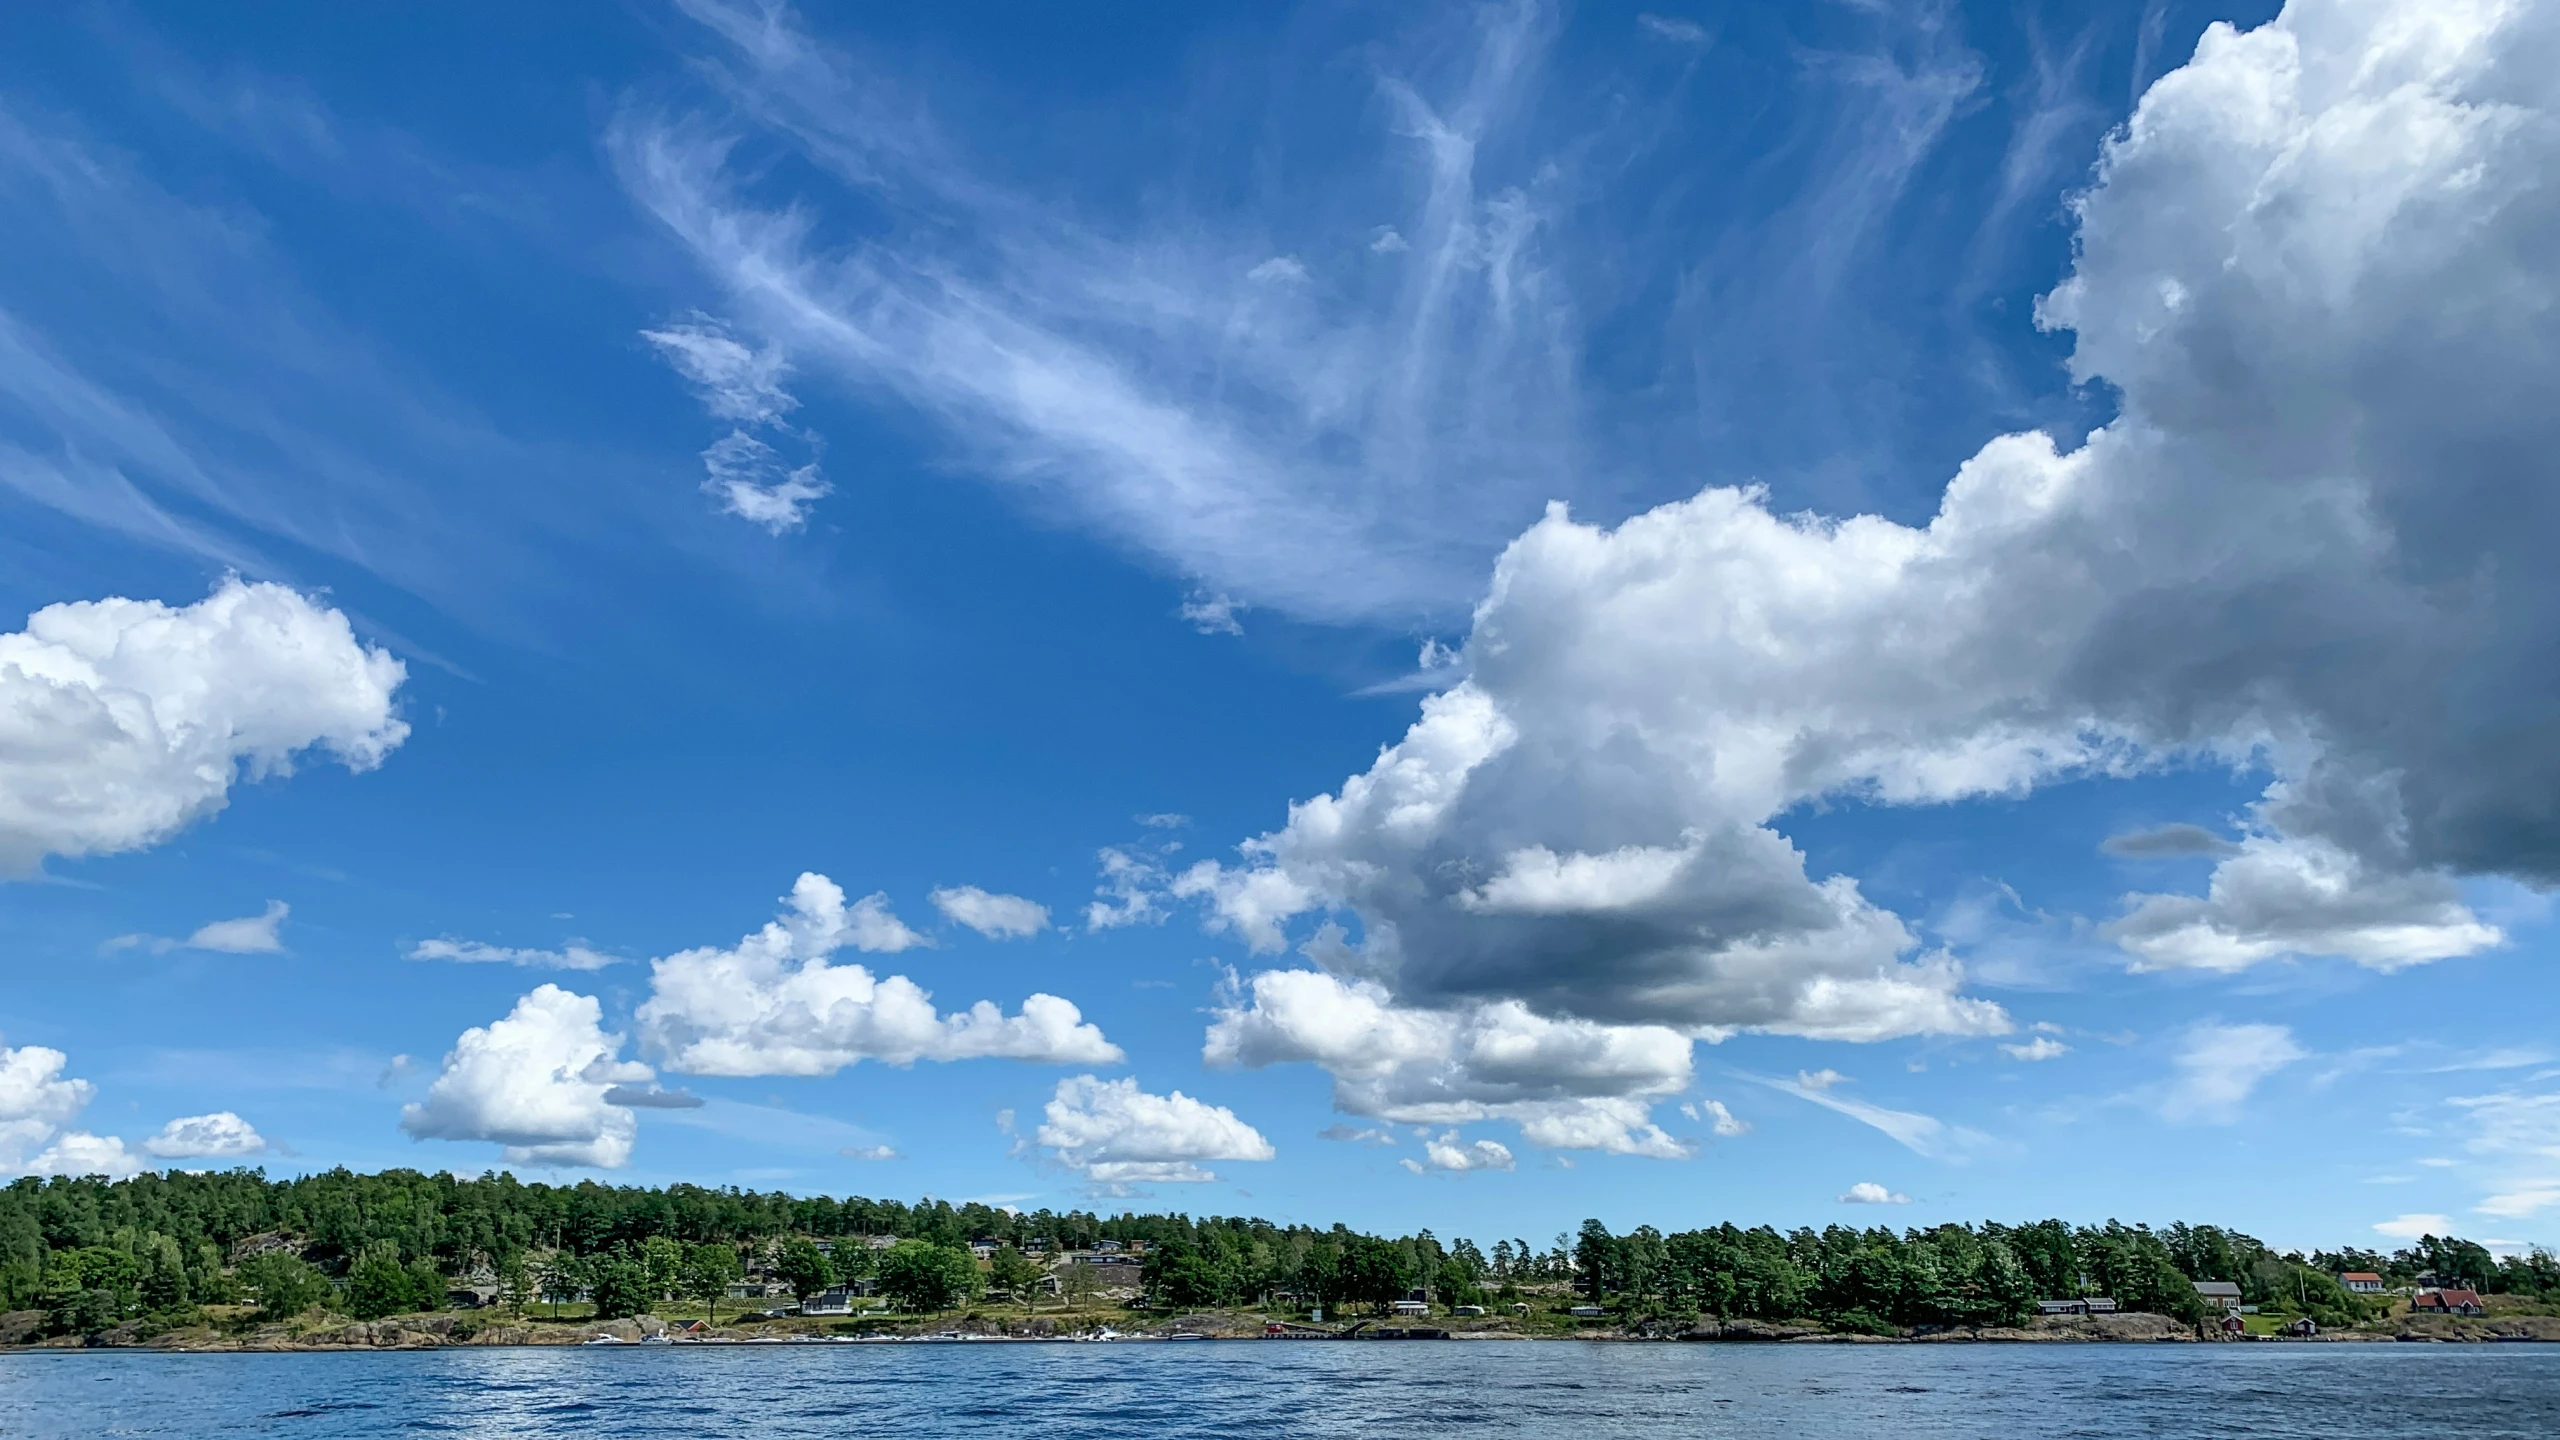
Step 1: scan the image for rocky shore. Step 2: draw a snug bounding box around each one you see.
[6,1306,2554,1352]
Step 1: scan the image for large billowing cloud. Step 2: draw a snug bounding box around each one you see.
[0,578,408,875]
[636,872,1119,1075]
[1173,0,2560,1152]
[1034,1074,1274,1189]
[1204,968,1692,1157]
[400,984,655,1169]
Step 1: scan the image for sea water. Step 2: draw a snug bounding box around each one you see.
[5,1341,2556,1437]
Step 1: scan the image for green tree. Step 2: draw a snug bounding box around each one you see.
[1337,1234,1415,1315]
[537,1252,583,1319]
[588,1249,656,1319]
[988,1245,1045,1311]
[876,1240,979,1313]
[640,1235,685,1304]
[346,1244,432,1320]
[682,1242,741,1325]
[496,1252,534,1317]
[240,1252,327,1321]
[1574,1220,1617,1304]
[775,1237,836,1306]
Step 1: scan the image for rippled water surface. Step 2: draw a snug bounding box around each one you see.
[7,1342,2557,1438]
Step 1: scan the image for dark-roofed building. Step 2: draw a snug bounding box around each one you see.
[2193,1281,2244,1314]
[2413,1288,2485,1316]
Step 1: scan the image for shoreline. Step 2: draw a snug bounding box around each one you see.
[7,1309,2552,1353]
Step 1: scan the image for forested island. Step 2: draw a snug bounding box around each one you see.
[4,1168,2555,1349]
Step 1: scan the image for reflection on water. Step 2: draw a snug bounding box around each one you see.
[6,1341,2558,1438]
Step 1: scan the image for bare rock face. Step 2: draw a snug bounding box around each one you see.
[0,1311,43,1347]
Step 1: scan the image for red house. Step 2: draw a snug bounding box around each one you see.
[2412,1288,2485,1316]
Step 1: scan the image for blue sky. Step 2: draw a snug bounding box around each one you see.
[5,0,2559,1255]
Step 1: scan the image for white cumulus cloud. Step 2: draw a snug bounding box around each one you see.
[400,984,655,1169]
[929,885,1050,940]
[143,1111,269,1159]
[637,873,1118,1076]
[0,579,407,875]
[0,1043,95,1171]
[1401,1132,1515,1174]
[1162,0,2560,1131]
[1205,968,1692,1158]
[1035,1074,1274,1189]
[1840,1181,1910,1205]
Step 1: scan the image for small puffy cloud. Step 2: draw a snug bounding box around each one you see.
[0,1044,96,1170]
[2000,1037,2069,1062]
[187,901,290,954]
[1206,968,1691,1157]
[1797,1069,1847,1091]
[143,1111,268,1159]
[637,873,1118,1076]
[930,886,1050,940]
[2102,824,2239,858]
[2160,1022,2306,1124]
[1245,256,1306,284]
[840,1144,900,1161]
[1086,846,1172,930]
[0,579,407,876]
[1401,1132,1515,1174]
[601,1084,704,1110]
[1692,1099,1749,1136]
[1179,591,1244,636]
[28,1132,142,1179]
[1368,227,1408,254]
[2374,1213,2453,1241]
[407,938,620,970]
[1839,1182,1910,1205]
[1035,1074,1274,1188]
[400,984,654,1169]
[1318,1123,1395,1145]
[1636,13,1709,45]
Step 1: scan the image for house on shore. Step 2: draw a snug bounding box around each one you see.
[2413,1288,2485,1316]
[2339,1272,2386,1295]
[2193,1281,2244,1314]
[2036,1298,2118,1316]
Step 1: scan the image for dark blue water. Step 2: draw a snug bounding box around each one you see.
[5,1342,2555,1437]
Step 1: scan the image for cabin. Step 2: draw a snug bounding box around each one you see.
[2413,1288,2485,1316]
[2339,1272,2386,1294]
[1391,1300,1430,1317]
[801,1285,858,1317]
[2036,1298,2118,1316]
[2192,1281,2244,1314]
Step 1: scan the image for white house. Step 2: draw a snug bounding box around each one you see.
[2340,1272,2386,1295]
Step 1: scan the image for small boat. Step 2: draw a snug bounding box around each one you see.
[581,1335,632,1346]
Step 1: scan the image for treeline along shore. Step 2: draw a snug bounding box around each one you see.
[4,1168,2555,1349]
